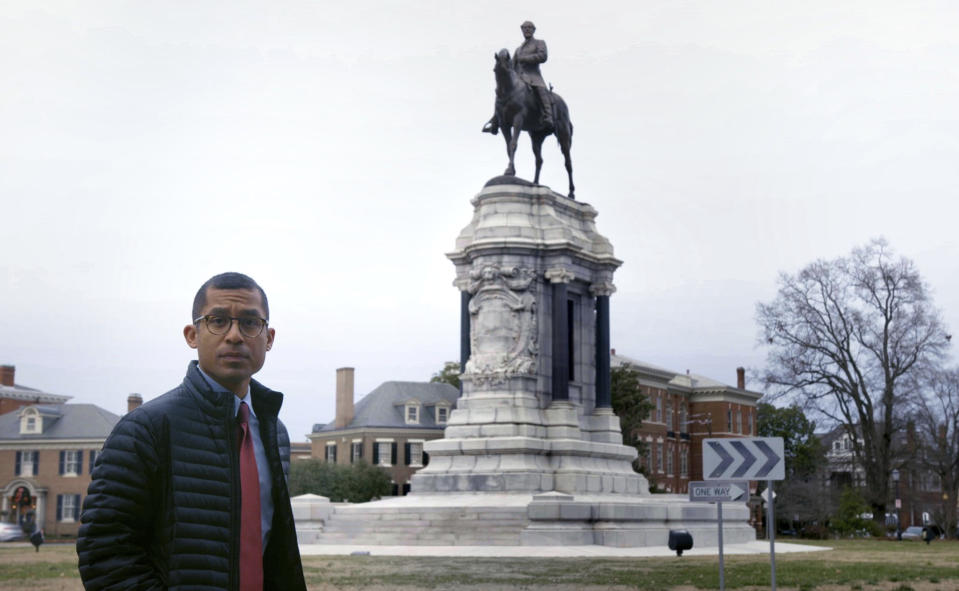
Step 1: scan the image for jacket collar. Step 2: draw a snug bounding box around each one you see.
[183,361,284,420]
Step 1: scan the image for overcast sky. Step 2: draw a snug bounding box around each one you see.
[2,1,958,442]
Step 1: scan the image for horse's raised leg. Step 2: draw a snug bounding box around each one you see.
[502,126,515,176]
[531,133,546,185]
[556,125,575,199]
[504,120,522,177]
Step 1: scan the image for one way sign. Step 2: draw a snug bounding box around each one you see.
[703,437,785,480]
[689,480,749,503]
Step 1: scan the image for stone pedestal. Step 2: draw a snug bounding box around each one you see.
[412,180,647,497]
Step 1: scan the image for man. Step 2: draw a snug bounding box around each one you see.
[482,20,554,135]
[77,272,307,591]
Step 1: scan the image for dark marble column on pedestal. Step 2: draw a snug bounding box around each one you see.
[459,290,471,380]
[546,268,574,402]
[591,281,615,409]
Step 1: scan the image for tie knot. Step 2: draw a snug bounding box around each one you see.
[237,400,251,425]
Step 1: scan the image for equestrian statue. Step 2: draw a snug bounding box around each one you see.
[482,21,575,199]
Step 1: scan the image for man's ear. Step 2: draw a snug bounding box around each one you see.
[265,327,275,351]
[184,324,199,349]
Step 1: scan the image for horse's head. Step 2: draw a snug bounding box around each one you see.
[494,48,511,71]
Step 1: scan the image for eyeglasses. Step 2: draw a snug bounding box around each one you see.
[194,315,269,338]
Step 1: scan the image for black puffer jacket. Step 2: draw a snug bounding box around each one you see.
[77,362,307,591]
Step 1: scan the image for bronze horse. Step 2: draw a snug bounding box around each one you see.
[490,49,575,199]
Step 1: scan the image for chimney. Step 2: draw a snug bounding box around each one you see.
[610,348,616,356]
[127,394,143,413]
[736,367,745,390]
[334,367,355,428]
[0,365,14,387]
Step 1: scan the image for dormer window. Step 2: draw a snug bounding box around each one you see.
[405,403,420,424]
[436,406,449,424]
[19,408,41,435]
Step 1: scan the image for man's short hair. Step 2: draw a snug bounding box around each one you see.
[192,272,270,321]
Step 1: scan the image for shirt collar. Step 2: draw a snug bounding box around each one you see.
[196,366,255,418]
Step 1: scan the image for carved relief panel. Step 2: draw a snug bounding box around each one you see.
[464,265,538,385]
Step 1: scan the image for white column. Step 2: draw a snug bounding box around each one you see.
[35,492,45,530]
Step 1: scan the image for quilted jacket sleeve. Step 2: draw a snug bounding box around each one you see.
[77,409,166,590]
[276,418,292,481]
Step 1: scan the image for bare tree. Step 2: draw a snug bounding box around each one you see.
[914,367,959,538]
[757,238,949,519]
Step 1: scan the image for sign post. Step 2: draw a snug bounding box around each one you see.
[703,437,785,591]
[688,480,748,591]
[718,500,724,590]
[767,480,776,590]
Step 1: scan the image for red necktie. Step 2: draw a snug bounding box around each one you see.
[237,401,263,591]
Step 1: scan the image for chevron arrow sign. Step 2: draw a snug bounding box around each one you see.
[702,437,785,480]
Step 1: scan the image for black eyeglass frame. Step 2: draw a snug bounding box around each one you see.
[193,314,269,338]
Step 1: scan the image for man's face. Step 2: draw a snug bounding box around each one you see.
[521,23,535,39]
[183,287,274,396]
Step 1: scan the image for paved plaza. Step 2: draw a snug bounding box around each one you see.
[299,540,828,558]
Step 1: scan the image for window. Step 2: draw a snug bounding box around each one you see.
[405,404,420,424]
[666,402,673,432]
[436,406,449,424]
[60,450,81,476]
[351,440,363,463]
[406,441,424,467]
[325,443,337,463]
[89,449,98,474]
[666,444,674,475]
[16,451,37,477]
[735,410,742,433]
[680,406,687,433]
[657,442,664,473]
[376,441,394,467]
[19,408,41,435]
[726,409,732,432]
[747,412,753,435]
[680,447,689,477]
[57,494,81,522]
[645,442,653,471]
[656,396,662,423]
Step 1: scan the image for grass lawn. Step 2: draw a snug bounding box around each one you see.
[1,539,957,590]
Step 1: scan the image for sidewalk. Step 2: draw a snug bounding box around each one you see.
[299,540,829,558]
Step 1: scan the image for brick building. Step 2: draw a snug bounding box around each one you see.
[0,365,130,537]
[611,352,762,494]
[820,424,958,531]
[308,367,458,496]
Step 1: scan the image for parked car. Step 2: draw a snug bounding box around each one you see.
[779,528,798,537]
[0,523,25,542]
[900,526,925,540]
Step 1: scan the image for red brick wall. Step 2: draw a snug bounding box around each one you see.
[1,447,98,538]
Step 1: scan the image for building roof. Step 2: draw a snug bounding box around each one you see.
[0,383,71,404]
[611,352,762,398]
[313,381,459,433]
[0,404,120,441]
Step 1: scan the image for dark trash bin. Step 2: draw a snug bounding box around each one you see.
[668,529,693,556]
[30,528,43,552]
